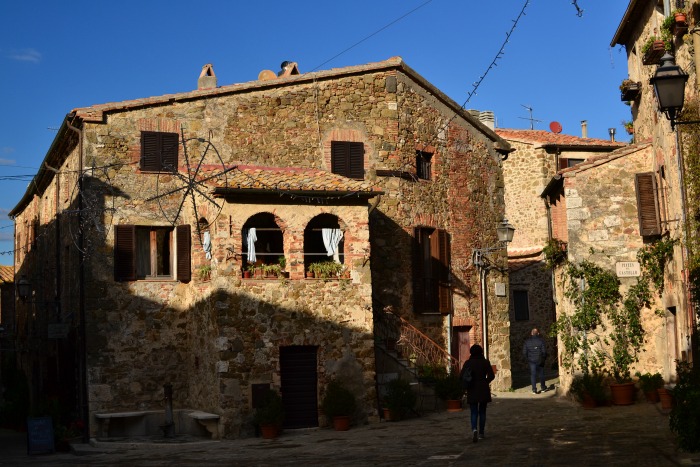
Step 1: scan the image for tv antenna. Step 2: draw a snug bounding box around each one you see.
[518,105,542,130]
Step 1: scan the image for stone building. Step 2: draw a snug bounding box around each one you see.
[8,57,512,439]
[495,128,624,386]
[607,1,699,383]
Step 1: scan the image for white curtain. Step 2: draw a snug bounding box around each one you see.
[322,228,344,263]
[203,231,212,260]
[246,228,257,262]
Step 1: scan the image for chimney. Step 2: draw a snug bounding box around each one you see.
[198,64,217,90]
[479,111,495,130]
[608,127,616,142]
[581,120,588,138]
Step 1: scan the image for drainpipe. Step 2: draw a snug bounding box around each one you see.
[480,268,488,359]
[693,28,700,87]
[66,114,88,443]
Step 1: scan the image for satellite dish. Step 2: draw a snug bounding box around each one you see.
[549,121,563,133]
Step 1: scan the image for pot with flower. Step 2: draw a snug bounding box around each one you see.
[434,369,464,412]
[635,371,663,403]
[570,371,607,409]
[321,380,357,431]
[620,79,641,102]
[382,378,417,421]
[641,35,670,65]
[253,390,284,439]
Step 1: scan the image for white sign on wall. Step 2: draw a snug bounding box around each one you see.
[616,262,641,277]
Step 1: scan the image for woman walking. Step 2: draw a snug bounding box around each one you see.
[461,344,495,443]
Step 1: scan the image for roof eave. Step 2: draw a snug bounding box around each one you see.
[611,0,643,47]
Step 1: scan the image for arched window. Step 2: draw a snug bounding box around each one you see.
[242,213,284,269]
[304,214,345,275]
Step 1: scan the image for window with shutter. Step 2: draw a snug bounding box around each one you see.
[141,131,179,172]
[331,141,364,179]
[635,173,661,236]
[114,224,189,281]
[413,227,451,314]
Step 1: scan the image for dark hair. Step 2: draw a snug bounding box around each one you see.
[470,344,484,356]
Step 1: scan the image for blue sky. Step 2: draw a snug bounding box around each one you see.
[0,0,631,266]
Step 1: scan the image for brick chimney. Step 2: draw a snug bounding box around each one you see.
[198,64,217,90]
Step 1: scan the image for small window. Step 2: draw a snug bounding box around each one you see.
[513,290,529,321]
[114,224,190,281]
[413,227,451,314]
[331,141,364,179]
[558,158,584,170]
[416,150,432,180]
[141,131,179,172]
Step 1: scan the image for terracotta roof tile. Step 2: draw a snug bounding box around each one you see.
[496,129,626,149]
[0,265,14,284]
[559,142,652,176]
[207,165,381,195]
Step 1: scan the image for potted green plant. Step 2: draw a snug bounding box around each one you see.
[434,369,464,412]
[670,361,699,450]
[570,371,607,408]
[620,79,642,102]
[635,371,664,403]
[197,264,212,281]
[321,380,357,431]
[641,35,670,65]
[253,390,284,439]
[383,378,416,421]
[622,120,634,135]
[277,256,289,278]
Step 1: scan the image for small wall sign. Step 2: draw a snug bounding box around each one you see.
[615,261,641,277]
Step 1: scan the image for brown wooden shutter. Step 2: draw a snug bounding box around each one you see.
[176,224,191,282]
[413,228,426,313]
[331,141,364,179]
[437,229,452,314]
[348,142,364,179]
[114,225,136,281]
[161,132,179,172]
[141,132,159,171]
[635,173,661,236]
[558,158,569,171]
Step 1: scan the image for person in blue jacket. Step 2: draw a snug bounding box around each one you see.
[462,344,495,443]
[523,328,548,394]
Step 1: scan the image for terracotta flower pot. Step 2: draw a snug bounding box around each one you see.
[610,382,636,405]
[260,424,280,439]
[644,390,660,404]
[332,415,351,431]
[446,399,462,412]
[581,392,597,409]
[658,388,674,410]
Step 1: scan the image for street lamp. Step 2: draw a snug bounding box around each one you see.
[650,53,700,129]
[16,276,30,302]
[472,218,515,359]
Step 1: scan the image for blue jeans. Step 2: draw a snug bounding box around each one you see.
[469,402,487,434]
[529,361,546,391]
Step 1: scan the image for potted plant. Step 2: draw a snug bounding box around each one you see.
[383,378,416,421]
[277,256,289,278]
[570,371,607,409]
[434,369,464,412]
[641,35,669,65]
[253,390,284,439]
[197,264,212,281]
[670,361,699,450]
[620,79,642,102]
[622,120,634,135]
[321,380,357,431]
[635,371,664,403]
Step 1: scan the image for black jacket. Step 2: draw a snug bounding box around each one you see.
[463,356,495,404]
[523,335,547,365]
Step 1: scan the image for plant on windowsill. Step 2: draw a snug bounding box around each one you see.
[620,79,642,102]
[321,380,357,431]
[641,35,670,65]
[262,263,281,278]
[622,120,634,135]
[277,256,289,278]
